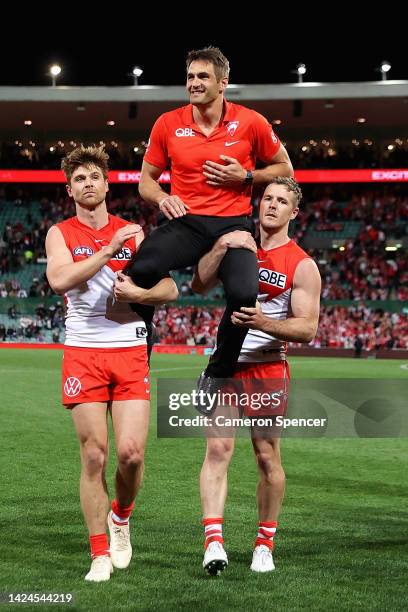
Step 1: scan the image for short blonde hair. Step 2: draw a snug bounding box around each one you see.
[267,177,302,207]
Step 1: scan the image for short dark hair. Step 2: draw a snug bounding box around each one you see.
[267,177,302,207]
[61,145,109,183]
[186,46,230,81]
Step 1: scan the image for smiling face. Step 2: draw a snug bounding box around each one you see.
[259,183,299,231]
[66,164,108,208]
[186,60,228,107]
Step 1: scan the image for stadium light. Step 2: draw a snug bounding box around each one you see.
[379,60,391,81]
[294,63,307,83]
[49,64,62,87]
[385,240,401,251]
[132,66,143,86]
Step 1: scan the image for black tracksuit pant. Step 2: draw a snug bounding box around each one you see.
[127,214,258,378]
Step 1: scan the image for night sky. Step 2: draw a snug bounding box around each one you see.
[1,16,405,87]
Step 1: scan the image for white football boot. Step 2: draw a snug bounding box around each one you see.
[108,510,132,569]
[85,555,113,582]
[203,541,228,576]
[250,544,275,572]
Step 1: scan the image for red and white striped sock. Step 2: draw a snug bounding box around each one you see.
[89,533,109,559]
[111,499,135,526]
[255,521,277,550]
[202,517,224,549]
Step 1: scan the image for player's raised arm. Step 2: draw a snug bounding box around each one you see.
[46,223,142,295]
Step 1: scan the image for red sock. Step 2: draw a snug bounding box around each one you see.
[111,499,135,525]
[202,517,224,549]
[255,521,277,550]
[89,533,109,559]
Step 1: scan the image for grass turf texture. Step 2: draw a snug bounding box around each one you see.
[0,350,407,611]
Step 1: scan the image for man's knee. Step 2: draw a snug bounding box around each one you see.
[255,450,285,485]
[225,282,258,307]
[127,256,162,287]
[81,440,108,475]
[117,440,145,470]
[206,439,234,464]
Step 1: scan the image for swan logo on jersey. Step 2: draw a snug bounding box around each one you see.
[73,246,94,256]
[259,268,287,289]
[226,121,239,137]
[111,247,132,261]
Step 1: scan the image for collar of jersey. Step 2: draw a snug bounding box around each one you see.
[181,100,235,127]
[73,213,112,234]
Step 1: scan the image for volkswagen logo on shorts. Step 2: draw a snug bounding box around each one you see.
[64,376,82,397]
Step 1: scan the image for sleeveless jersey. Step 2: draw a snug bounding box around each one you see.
[56,214,146,348]
[238,239,310,363]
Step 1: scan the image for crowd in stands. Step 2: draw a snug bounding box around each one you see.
[0,302,64,342]
[154,306,224,346]
[1,187,407,303]
[1,140,407,170]
[0,184,406,349]
[4,303,405,351]
[153,304,408,351]
[312,305,407,350]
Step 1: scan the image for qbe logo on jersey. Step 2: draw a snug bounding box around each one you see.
[111,247,132,261]
[175,128,195,137]
[64,376,82,397]
[259,268,287,289]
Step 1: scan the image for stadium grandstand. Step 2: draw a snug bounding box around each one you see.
[0,80,407,357]
[1,51,407,611]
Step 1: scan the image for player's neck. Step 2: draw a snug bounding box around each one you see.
[192,96,224,129]
[75,201,109,230]
[260,226,291,251]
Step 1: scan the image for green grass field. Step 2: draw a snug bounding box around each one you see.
[0,350,407,611]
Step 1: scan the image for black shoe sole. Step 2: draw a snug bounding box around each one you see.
[204,559,228,576]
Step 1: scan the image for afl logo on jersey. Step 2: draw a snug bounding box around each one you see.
[259,268,287,289]
[73,245,94,256]
[111,247,132,261]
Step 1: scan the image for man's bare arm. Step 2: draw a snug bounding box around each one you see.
[232,258,321,343]
[139,160,189,219]
[203,144,294,187]
[191,231,257,294]
[46,224,142,295]
[252,143,294,183]
[114,273,178,305]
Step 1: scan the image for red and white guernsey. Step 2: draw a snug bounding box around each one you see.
[56,214,146,348]
[238,240,310,363]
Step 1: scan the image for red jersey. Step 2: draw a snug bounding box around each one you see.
[239,240,310,363]
[56,214,146,348]
[144,101,280,217]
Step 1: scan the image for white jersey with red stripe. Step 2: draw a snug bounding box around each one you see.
[56,214,146,348]
[238,239,310,363]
